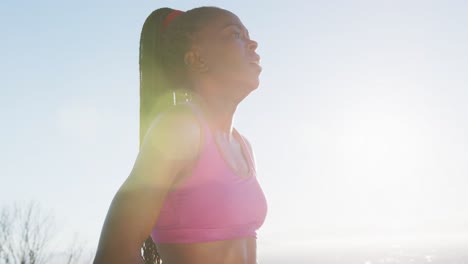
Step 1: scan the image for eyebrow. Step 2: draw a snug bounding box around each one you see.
[222,23,242,29]
[220,23,250,36]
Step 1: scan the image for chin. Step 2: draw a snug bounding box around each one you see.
[249,79,260,91]
[231,76,260,101]
[245,74,260,89]
[239,82,259,101]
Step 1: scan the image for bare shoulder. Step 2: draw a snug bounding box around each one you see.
[122,104,201,192]
[142,104,201,160]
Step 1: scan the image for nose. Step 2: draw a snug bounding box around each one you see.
[248,39,258,51]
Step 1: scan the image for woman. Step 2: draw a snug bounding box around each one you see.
[94,6,268,264]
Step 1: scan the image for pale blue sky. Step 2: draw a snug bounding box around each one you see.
[1,0,468,259]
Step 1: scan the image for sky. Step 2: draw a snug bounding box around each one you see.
[1,0,468,261]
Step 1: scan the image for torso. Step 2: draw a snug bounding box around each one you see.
[153,104,263,264]
[158,129,256,263]
[156,237,257,264]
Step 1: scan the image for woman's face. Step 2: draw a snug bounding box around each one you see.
[193,10,261,96]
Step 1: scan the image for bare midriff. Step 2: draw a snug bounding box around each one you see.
[156,237,257,264]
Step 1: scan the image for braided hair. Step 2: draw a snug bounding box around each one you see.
[138,6,228,263]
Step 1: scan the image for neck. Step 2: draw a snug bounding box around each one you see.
[190,90,238,136]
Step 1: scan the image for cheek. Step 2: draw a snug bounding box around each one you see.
[207,43,246,71]
[220,53,247,74]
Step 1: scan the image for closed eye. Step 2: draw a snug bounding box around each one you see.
[233,30,250,41]
[221,24,250,40]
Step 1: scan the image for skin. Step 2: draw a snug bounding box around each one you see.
[94,9,261,264]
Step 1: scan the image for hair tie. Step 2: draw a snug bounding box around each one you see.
[162,10,184,31]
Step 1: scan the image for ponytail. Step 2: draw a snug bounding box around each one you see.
[138,8,175,264]
[139,8,175,149]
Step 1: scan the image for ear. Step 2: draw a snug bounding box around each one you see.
[184,49,209,73]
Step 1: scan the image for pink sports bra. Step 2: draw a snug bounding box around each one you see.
[150,103,268,243]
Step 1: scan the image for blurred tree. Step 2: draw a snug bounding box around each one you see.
[0,202,84,264]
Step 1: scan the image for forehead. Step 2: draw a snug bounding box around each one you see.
[213,10,244,30]
[197,10,245,37]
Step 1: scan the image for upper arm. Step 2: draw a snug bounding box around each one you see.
[94,105,200,263]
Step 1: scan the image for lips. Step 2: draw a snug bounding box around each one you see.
[249,56,262,71]
[249,61,262,72]
[249,55,261,64]
[250,60,260,65]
